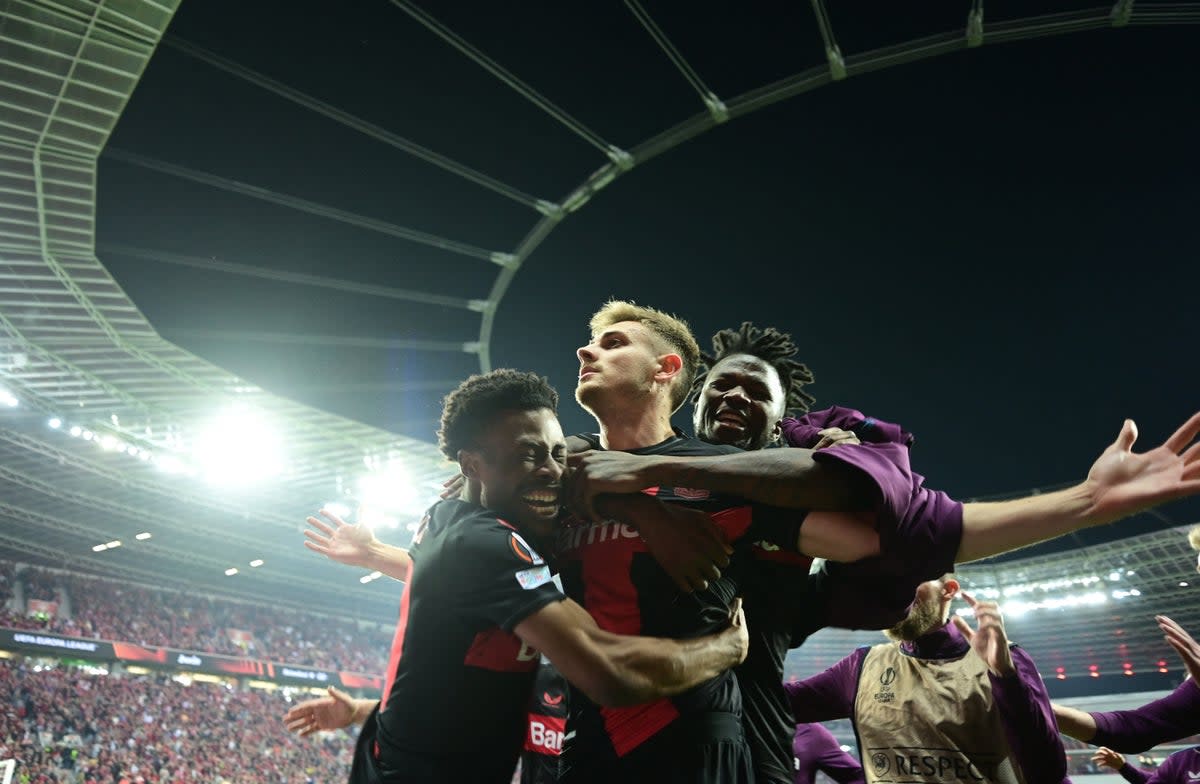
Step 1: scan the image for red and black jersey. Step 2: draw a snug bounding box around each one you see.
[556,435,803,768]
[520,660,568,784]
[368,499,565,783]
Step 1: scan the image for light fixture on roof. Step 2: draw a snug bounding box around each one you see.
[225,567,239,576]
[359,570,383,584]
[323,501,351,519]
[193,406,284,486]
[0,387,17,408]
[357,461,421,529]
[135,532,152,541]
[105,540,121,549]
[69,425,82,437]
[92,543,108,552]
[47,417,62,429]
[249,559,264,567]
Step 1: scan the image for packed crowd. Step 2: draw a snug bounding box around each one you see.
[0,657,354,784]
[0,563,391,674]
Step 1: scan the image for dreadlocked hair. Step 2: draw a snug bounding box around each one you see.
[438,369,559,460]
[693,322,816,415]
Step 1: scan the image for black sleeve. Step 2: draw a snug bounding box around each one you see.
[452,519,565,631]
[746,502,809,553]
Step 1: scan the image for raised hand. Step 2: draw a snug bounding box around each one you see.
[304,508,379,569]
[635,499,732,593]
[1084,413,1200,526]
[812,427,862,451]
[1158,614,1200,688]
[440,473,466,500]
[1090,747,1126,771]
[952,592,1016,677]
[283,686,359,736]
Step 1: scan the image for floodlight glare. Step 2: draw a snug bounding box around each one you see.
[47,417,62,429]
[69,426,82,437]
[249,559,264,567]
[135,532,152,541]
[92,544,108,552]
[357,461,421,528]
[225,567,239,576]
[323,501,352,519]
[193,408,284,485]
[0,387,17,407]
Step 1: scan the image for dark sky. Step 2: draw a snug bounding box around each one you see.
[96,1,1199,556]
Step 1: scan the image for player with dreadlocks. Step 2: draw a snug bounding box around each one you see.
[688,321,928,784]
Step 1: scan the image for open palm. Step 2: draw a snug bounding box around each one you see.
[1084,413,1200,526]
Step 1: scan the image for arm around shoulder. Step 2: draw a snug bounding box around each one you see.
[513,597,748,708]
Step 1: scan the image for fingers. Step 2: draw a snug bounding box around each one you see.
[1114,418,1139,453]
[306,515,336,536]
[951,615,974,641]
[729,596,744,626]
[1164,411,1200,455]
[319,507,348,527]
[1156,615,1188,638]
[960,591,978,609]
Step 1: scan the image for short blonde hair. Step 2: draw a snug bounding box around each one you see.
[589,300,700,413]
[1188,525,1200,552]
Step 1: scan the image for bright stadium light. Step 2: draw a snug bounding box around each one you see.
[249,559,264,567]
[47,417,62,429]
[323,501,352,519]
[92,543,108,552]
[357,460,426,529]
[225,567,239,576]
[193,407,284,485]
[0,386,17,407]
[135,532,152,541]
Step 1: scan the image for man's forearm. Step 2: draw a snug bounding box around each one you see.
[958,483,1096,563]
[362,541,412,581]
[1051,703,1097,742]
[602,625,744,704]
[350,698,379,727]
[639,450,872,511]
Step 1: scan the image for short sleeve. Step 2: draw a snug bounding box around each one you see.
[452,518,564,631]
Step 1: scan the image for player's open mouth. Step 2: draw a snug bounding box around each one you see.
[715,410,746,430]
[521,490,560,514]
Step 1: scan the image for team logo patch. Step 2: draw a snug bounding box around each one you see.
[509,531,544,565]
[880,667,897,686]
[872,753,890,775]
[515,565,553,590]
[543,691,564,706]
[672,486,710,500]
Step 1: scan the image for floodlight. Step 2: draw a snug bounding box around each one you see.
[135,532,152,541]
[225,567,239,576]
[0,387,17,407]
[249,559,264,567]
[47,417,62,429]
[193,407,284,485]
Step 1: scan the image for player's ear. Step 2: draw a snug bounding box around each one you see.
[942,578,960,599]
[655,352,683,384]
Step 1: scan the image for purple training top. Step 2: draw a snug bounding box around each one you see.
[1091,679,1200,753]
[784,621,1069,784]
[792,723,864,784]
[1119,746,1200,784]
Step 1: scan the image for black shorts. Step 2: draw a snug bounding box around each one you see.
[560,712,753,784]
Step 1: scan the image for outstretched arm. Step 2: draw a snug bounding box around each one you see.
[514,597,748,708]
[1057,616,1200,751]
[284,686,377,736]
[304,508,413,581]
[958,414,1200,562]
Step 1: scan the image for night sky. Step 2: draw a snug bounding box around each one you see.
[95,1,1199,557]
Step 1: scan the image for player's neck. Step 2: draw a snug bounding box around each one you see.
[596,406,675,451]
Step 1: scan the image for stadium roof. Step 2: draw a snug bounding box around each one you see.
[0,0,451,619]
[1,0,1198,631]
